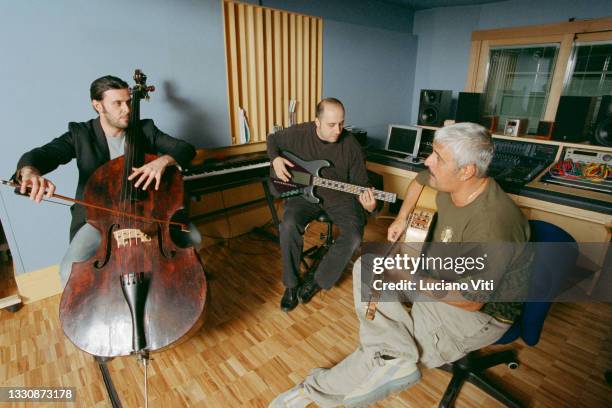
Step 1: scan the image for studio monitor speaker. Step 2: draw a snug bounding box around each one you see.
[592,95,612,147]
[552,96,596,143]
[456,92,485,124]
[418,89,452,126]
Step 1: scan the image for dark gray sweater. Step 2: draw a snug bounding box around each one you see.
[266,122,369,207]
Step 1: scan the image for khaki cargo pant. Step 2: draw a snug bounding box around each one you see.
[302,256,511,407]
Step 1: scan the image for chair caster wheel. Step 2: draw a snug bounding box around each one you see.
[508,362,519,369]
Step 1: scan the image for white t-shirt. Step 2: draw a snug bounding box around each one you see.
[106,134,125,160]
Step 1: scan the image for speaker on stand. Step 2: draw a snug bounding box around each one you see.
[417,89,452,127]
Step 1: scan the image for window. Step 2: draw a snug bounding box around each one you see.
[484,45,559,133]
[466,17,612,142]
[564,41,612,97]
[562,40,612,136]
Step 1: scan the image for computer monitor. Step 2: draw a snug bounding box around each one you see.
[385,124,422,159]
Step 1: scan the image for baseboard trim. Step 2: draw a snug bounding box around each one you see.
[15,265,62,304]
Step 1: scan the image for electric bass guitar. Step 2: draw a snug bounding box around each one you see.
[270,151,397,203]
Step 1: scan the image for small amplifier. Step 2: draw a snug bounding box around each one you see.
[535,121,555,140]
[504,118,528,137]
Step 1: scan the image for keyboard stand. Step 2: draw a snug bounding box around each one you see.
[186,176,280,243]
[253,179,280,242]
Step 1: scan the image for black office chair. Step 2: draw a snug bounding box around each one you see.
[437,220,579,408]
[300,211,334,280]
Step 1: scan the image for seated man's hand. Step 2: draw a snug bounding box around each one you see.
[128,155,175,191]
[272,156,294,182]
[358,188,376,213]
[19,166,55,203]
[387,218,407,242]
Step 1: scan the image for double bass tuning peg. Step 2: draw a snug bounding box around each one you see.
[144,85,155,101]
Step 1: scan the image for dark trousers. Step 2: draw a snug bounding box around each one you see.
[280,197,364,289]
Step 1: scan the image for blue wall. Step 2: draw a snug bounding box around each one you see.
[323,20,417,145]
[410,0,612,123]
[0,0,229,274]
[0,0,416,274]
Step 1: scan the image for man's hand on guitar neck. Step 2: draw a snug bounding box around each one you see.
[358,188,376,213]
[272,156,294,182]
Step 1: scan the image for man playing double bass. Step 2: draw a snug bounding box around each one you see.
[14,75,201,288]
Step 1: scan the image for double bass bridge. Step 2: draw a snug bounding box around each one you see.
[113,228,152,247]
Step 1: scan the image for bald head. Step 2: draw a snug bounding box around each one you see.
[316,98,345,119]
[314,98,345,143]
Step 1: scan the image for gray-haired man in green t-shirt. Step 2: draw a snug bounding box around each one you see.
[269,122,531,408]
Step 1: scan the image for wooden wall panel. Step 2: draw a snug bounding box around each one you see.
[296,14,304,124]
[223,1,323,143]
[316,19,323,104]
[310,19,318,118]
[265,9,274,134]
[224,5,240,141]
[303,17,310,123]
[282,12,289,128]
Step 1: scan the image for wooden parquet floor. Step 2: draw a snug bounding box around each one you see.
[0,217,611,407]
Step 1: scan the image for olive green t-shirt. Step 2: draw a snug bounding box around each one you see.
[415,170,531,323]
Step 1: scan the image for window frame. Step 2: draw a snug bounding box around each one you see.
[562,35,612,97]
[466,17,612,127]
[481,41,562,131]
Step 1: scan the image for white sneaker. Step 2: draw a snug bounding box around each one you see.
[343,355,421,407]
[268,384,313,408]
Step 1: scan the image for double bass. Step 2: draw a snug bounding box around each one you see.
[59,70,207,360]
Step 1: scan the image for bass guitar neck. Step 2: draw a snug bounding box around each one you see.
[312,176,396,203]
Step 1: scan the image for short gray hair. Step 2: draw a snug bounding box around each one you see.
[433,122,494,177]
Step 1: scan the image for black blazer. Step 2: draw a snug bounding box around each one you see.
[15,117,196,240]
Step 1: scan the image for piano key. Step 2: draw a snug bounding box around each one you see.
[183,161,270,181]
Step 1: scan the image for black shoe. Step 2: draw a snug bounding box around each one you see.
[303,267,316,285]
[280,287,299,312]
[298,278,321,304]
